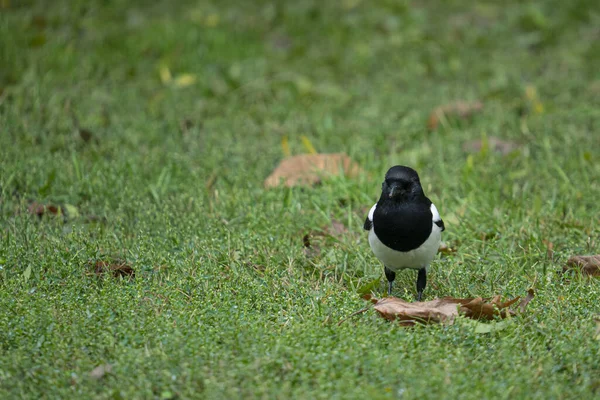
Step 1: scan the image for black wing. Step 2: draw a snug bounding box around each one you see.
[363,216,372,231]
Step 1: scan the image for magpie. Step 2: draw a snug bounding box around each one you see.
[364,166,444,301]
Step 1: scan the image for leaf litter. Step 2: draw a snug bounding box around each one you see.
[28,202,60,217]
[340,290,534,327]
[89,364,112,380]
[427,101,484,131]
[26,201,83,220]
[563,255,600,277]
[264,153,362,188]
[302,219,351,258]
[90,259,135,278]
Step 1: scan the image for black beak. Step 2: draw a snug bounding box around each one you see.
[388,184,399,198]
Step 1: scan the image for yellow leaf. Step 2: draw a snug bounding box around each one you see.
[281,136,291,157]
[205,13,220,27]
[533,101,544,114]
[300,135,317,154]
[174,74,197,88]
[159,66,172,84]
[525,85,538,100]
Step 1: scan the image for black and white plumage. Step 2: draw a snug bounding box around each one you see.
[364,166,444,301]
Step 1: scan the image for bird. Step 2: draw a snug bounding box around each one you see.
[364,166,444,301]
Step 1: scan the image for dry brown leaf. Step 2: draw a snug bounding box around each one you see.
[245,262,266,273]
[28,202,60,217]
[462,136,520,155]
[302,219,350,258]
[79,128,95,143]
[352,291,533,326]
[427,101,483,131]
[302,234,321,258]
[372,297,463,325]
[264,153,361,188]
[92,260,135,278]
[438,242,457,254]
[179,118,195,134]
[90,364,112,380]
[459,295,521,320]
[563,255,600,277]
[519,289,535,314]
[543,240,554,260]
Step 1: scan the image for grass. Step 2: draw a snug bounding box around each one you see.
[1,0,600,398]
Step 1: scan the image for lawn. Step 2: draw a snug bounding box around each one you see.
[1,0,600,398]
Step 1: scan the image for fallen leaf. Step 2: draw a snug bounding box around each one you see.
[179,119,194,134]
[159,65,172,84]
[264,153,362,188]
[28,202,60,217]
[245,262,266,273]
[302,233,321,258]
[427,101,483,130]
[205,172,218,191]
[204,13,220,27]
[372,297,463,325]
[563,255,600,277]
[459,295,521,320]
[90,364,112,380]
[346,291,534,326]
[519,289,535,314]
[524,85,544,114]
[438,242,457,254]
[462,136,520,155]
[543,240,554,260]
[23,265,32,282]
[92,260,135,278]
[78,128,95,143]
[62,203,80,218]
[173,74,197,88]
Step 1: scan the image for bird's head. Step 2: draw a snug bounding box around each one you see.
[381,165,423,201]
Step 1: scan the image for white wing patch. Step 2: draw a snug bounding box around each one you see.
[368,203,377,222]
[430,203,441,222]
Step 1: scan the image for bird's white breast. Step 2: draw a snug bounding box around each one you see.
[368,223,442,271]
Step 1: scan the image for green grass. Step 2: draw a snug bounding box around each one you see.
[1,0,600,398]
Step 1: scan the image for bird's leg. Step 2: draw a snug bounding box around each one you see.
[416,268,427,301]
[384,267,396,297]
